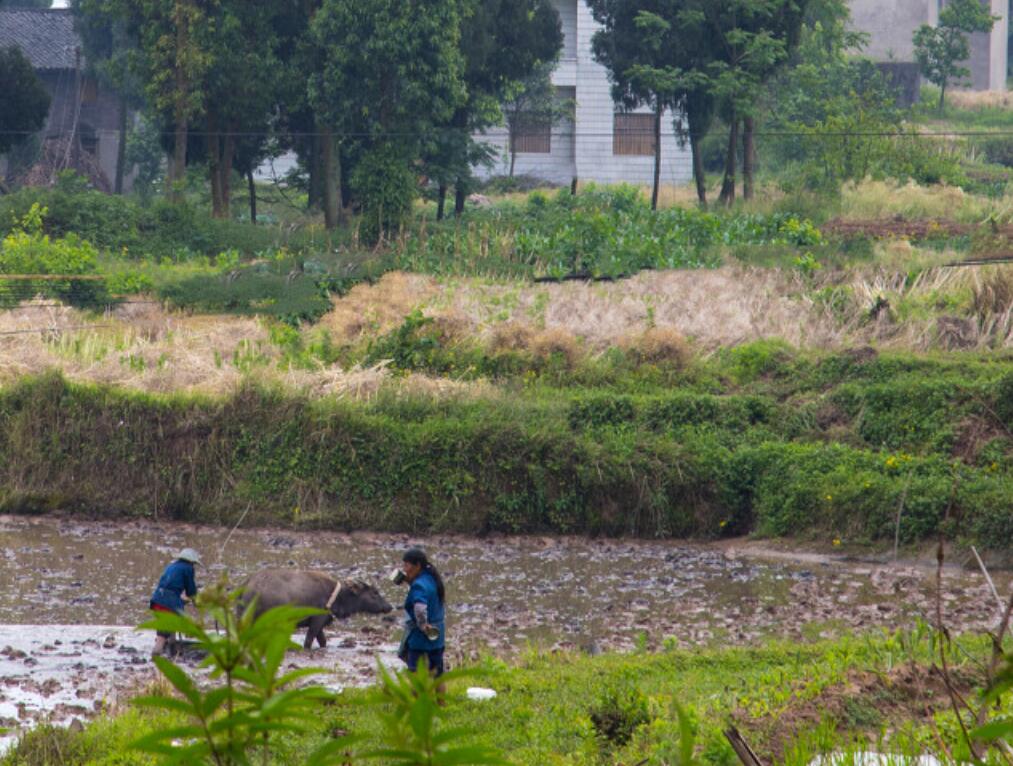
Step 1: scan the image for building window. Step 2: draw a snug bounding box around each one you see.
[79,123,99,156]
[511,115,551,154]
[81,76,99,104]
[613,113,656,156]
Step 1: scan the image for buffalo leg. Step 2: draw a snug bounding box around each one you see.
[304,614,330,649]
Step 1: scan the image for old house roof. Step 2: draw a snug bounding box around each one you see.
[0,8,80,71]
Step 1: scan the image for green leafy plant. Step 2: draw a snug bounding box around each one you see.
[310,662,508,766]
[913,0,1000,112]
[0,203,111,309]
[589,684,650,749]
[133,581,340,765]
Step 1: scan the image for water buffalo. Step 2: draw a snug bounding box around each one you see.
[240,569,393,649]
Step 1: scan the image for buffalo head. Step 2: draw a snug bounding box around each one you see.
[331,579,393,619]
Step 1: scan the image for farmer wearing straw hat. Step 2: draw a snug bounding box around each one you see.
[148,548,201,657]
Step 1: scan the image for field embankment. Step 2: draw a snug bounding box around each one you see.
[2,345,1009,548]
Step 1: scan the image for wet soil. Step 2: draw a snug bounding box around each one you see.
[824,218,1013,240]
[734,661,976,763]
[0,515,1008,740]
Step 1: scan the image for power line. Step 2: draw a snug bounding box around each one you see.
[3,128,1013,138]
[0,324,113,336]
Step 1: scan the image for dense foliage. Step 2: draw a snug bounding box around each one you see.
[0,344,1008,548]
[3,624,1008,765]
[0,44,50,156]
[396,186,821,279]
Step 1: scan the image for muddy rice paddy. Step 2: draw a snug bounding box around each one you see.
[0,514,1008,741]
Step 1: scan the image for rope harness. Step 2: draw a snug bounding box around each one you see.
[325,579,343,610]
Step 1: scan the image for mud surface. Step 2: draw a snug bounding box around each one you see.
[0,515,1008,739]
[824,218,1013,240]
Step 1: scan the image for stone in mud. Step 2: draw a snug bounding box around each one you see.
[39,679,61,697]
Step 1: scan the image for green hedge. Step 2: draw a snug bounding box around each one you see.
[0,374,1008,548]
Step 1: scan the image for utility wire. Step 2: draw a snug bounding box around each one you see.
[0,324,113,336]
[3,128,1013,138]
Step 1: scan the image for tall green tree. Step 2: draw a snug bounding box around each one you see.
[698,0,808,205]
[71,0,145,194]
[109,0,216,201]
[200,1,284,218]
[913,0,1000,113]
[588,0,708,210]
[0,46,51,159]
[308,0,468,238]
[437,0,562,218]
[501,61,572,179]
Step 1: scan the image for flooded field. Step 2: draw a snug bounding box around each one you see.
[0,514,1008,739]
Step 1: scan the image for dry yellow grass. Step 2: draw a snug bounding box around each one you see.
[487,320,536,353]
[316,271,439,342]
[528,327,582,367]
[444,267,829,350]
[3,261,1008,399]
[0,298,494,399]
[620,327,692,367]
[947,90,1013,110]
[838,179,1000,223]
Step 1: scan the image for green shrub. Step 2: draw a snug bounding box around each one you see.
[0,371,1007,547]
[158,271,332,325]
[973,134,1013,168]
[589,686,650,748]
[0,173,327,261]
[391,187,822,281]
[353,146,418,245]
[0,203,110,309]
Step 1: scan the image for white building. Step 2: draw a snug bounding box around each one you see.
[474,0,694,187]
[848,0,1008,93]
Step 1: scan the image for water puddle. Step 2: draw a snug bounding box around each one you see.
[0,514,1007,738]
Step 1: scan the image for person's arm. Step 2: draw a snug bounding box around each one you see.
[412,601,429,629]
[183,566,198,601]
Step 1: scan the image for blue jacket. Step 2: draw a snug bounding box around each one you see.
[404,571,445,651]
[149,559,198,613]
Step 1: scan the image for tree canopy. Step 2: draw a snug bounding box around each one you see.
[913,0,1000,112]
[0,45,51,156]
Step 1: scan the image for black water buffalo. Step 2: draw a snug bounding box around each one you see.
[240,569,393,649]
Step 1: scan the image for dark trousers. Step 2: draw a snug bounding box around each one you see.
[405,648,445,677]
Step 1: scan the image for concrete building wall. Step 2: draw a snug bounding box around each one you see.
[848,0,934,61]
[847,0,1008,91]
[474,0,693,187]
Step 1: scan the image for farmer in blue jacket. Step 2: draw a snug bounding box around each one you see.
[149,548,201,656]
[397,547,446,677]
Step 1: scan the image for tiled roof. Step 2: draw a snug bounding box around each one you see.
[0,8,80,71]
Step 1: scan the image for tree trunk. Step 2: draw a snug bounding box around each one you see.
[651,105,662,211]
[221,126,235,218]
[339,143,353,210]
[247,169,257,224]
[454,183,467,217]
[719,114,738,207]
[308,131,323,210]
[171,120,188,203]
[207,113,223,218]
[322,128,340,230]
[938,81,947,113]
[437,183,447,221]
[509,128,517,177]
[114,94,127,195]
[169,2,189,203]
[742,115,755,202]
[689,128,707,207]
